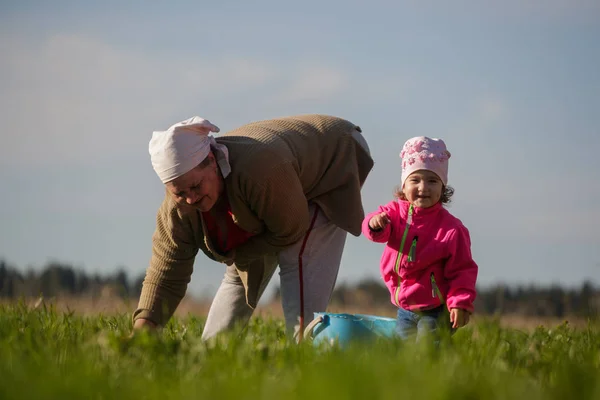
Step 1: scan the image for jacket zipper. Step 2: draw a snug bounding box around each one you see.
[393,204,413,307]
[430,272,445,304]
[407,236,418,262]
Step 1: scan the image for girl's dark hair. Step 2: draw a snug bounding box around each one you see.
[393,185,455,205]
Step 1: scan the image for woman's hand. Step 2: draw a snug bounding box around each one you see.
[133,318,158,331]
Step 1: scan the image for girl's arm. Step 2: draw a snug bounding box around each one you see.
[361,201,398,243]
[444,225,479,313]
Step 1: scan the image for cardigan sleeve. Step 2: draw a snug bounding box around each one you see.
[133,196,199,326]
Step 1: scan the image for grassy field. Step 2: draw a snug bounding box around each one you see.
[1,303,599,400]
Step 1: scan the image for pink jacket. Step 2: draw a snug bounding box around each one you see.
[362,200,478,313]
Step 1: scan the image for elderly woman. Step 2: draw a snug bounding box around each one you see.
[133,114,373,340]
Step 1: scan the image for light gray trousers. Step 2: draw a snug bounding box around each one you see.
[200,203,347,340]
[201,129,370,340]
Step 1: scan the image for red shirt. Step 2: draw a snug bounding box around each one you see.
[201,195,255,254]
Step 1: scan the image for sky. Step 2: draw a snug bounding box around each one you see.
[1,0,599,302]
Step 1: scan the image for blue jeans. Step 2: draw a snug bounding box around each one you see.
[396,306,455,342]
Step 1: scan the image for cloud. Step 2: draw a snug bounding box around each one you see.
[0,34,271,165]
[500,0,600,17]
[277,65,348,102]
[478,97,507,123]
[413,0,600,20]
[445,96,509,139]
[0,34,351,166]
[455,177,600,244]
[519,207,600,243]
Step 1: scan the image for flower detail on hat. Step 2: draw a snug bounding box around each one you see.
[437,150,451,162]
[398,136,450,186]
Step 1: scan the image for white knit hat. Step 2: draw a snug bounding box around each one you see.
[149,116,230,183]
[400,136,451,186]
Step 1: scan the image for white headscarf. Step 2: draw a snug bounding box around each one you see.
[149,116,231,183]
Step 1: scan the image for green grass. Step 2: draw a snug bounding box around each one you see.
[1,303,599,400]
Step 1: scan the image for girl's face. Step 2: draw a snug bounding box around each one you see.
[402,170,443,208]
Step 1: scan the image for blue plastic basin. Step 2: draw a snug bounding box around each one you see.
[304,312,397,346]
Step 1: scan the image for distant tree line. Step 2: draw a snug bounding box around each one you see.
[326,279,600,318]
[270,277,600,318]
[1,259,598,318]
[0,260,144,300]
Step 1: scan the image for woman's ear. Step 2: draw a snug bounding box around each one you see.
[209,152,220,174]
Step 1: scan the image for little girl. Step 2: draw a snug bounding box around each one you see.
[362,136,478,341]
